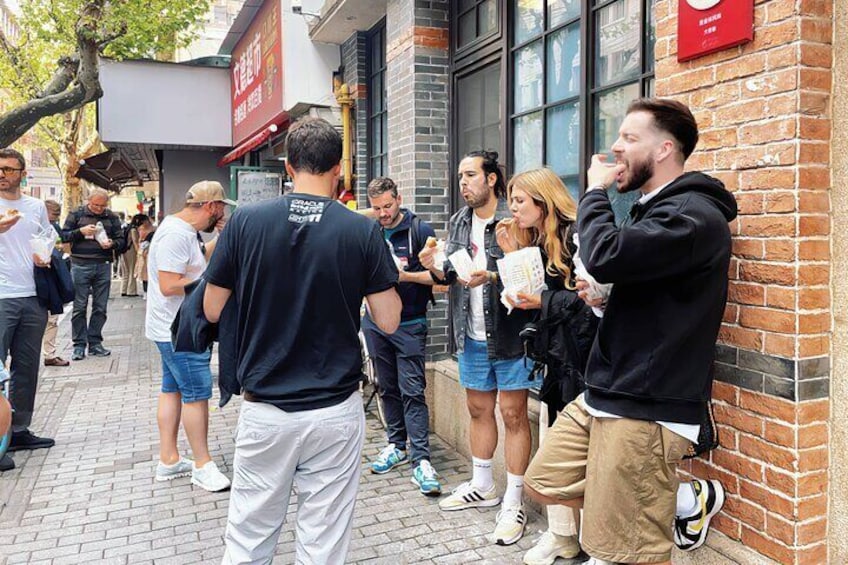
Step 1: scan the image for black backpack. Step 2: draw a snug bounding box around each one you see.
[520,289,599,423]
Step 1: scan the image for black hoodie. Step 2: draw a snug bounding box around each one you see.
[577,172,738,425]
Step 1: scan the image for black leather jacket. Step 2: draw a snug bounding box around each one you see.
[441,202,533,360]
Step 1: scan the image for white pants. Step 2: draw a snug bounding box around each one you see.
[540,402,579,537]
[222,392,365,565]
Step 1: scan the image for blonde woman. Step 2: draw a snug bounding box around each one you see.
[495,168,585,565]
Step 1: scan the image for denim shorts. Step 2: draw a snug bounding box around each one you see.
[457,337,534,392]
[155,341,213,403]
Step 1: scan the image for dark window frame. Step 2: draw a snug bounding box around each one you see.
[454,0,503,57]
[504,0,656,194]
[366,19,388,182]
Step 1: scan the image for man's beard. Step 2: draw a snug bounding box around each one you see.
[382,210,401,227]
[616,157,653,194]
[464,189,491,209]
[203,213,221,233]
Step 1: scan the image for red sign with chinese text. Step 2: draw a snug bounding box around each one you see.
[677,0,753,62]
[231,0,285,145]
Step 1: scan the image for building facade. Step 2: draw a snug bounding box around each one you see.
[309,0,848,563]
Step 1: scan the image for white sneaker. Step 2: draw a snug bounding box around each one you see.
[494,504,527,545]
[191,461,231,492]
[438,480,501,511]
[523,530,580,565]
[155,457,192,482]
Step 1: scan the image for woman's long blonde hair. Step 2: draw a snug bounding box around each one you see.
[505,168,578,287]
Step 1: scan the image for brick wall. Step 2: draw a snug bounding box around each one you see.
[341,32,370,210]
[654,1,832,563]
[385,0,451,358]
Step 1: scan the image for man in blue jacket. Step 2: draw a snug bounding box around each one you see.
[525,98,737,565]
[363,177,442,496]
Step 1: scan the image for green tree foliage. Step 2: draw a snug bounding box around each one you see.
[0,0,210,148]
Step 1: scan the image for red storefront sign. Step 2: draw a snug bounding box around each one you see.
[677,0,753,63]
[231,0,284,145]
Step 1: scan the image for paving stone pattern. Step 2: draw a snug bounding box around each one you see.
[0,291,587,564]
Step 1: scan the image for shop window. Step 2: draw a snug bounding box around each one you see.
[457,61,503,160]
[457,0,500,51]
[510,0,656,208]
[367,21,388,181]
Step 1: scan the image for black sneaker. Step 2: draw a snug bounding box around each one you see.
[674,479,726,552]
[0,454,14,471]
[8,430,55,452]
[88,345,111,357]
[72,346,86,361]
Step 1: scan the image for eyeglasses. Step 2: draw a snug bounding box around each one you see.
[0,166,23,175]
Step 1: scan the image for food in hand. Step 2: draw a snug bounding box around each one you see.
[6,208,19,217]
[425,236,438,248]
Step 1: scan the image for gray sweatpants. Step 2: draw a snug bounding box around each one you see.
[222,391,365,565]
[0,297,48,431]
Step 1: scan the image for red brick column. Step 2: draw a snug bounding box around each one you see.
[654,1,832,563]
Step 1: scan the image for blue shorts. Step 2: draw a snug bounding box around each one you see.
[457,337,534,392]
[155,341,213,403]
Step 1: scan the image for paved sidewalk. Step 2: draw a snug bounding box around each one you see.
[0,291,582,564]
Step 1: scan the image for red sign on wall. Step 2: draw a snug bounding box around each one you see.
[231,0,284,145]
[677,0,754,62]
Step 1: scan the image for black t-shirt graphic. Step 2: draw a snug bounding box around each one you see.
[205,194,398,412]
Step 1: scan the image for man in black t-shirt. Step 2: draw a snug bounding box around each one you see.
[204,117,400,565]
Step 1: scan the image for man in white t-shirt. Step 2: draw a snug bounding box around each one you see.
[419,151,535,546]
[0,148,56,472]
[146,180,234,492]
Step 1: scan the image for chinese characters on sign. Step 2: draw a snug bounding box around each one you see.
[677,0,753,63]
[236,171,283,204]
[230,0,284,145]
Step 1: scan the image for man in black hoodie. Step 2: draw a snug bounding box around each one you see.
[524,98,738,565]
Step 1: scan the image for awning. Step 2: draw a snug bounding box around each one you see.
[76,149,141,192]
[218,118,289,167]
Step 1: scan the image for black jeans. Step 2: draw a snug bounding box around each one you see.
[0,297,48,431]
[71,262,112,348]
[363,320,430,465]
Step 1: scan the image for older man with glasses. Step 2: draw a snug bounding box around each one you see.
[62,187,126,361]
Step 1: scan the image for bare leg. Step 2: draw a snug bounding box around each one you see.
[466,389,498,459]
[181,400,212,467]
[157,392,182,464]
[498,389,531,475]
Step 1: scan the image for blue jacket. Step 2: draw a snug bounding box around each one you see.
[34,248,74,315]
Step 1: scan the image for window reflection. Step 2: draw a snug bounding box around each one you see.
[515,0,543,44]
[547,102,580,177]
[515,41,544,113]
[547,23,580,103]
[513,112,543,173]
[549,0,580,27]
[595,0,641,87]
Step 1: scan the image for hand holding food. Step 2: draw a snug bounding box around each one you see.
[0,209,21,233]
[419,243,437,270]
[495,219,518,253]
